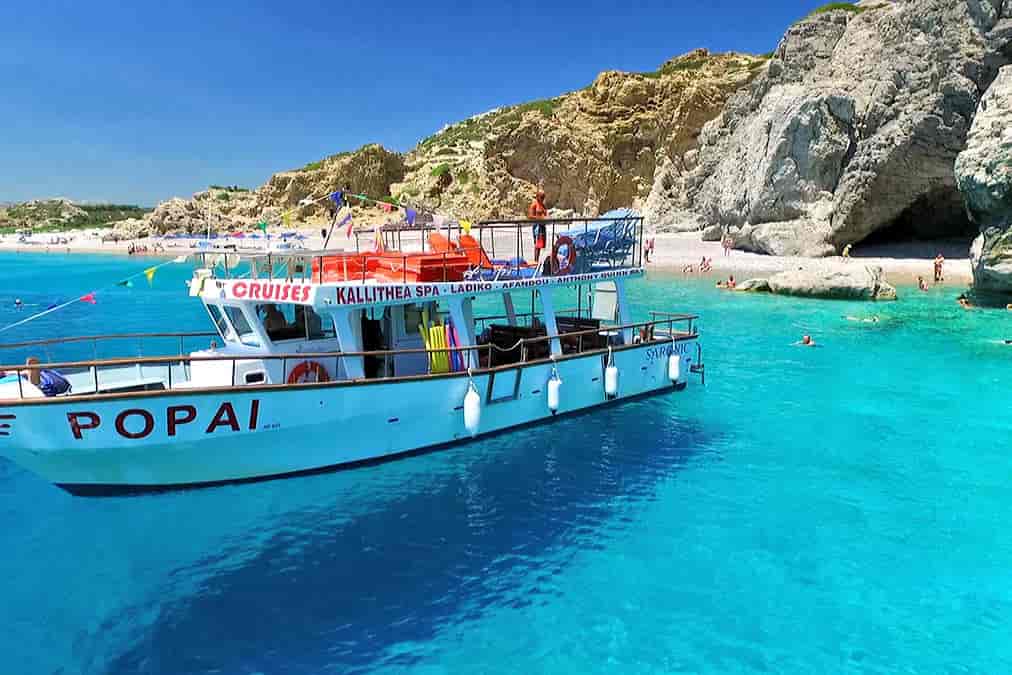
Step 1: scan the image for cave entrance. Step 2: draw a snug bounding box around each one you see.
[859,187,976,247]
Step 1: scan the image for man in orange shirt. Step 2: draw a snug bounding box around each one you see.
[527,189,548,261]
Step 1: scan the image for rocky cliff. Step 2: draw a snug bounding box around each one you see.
[114,50,764,236]
[645,0,1012,256]
[956,64,1012,292]
[392,49,767,219]
[0,199,149,232]
[113,144,405,237]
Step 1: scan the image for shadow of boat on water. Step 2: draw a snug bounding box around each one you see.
[101,398,718,674]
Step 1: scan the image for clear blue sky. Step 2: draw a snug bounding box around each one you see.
[0,0,831,206]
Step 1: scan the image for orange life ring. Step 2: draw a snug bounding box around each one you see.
[550,235,577,275]
[287,360,330,384]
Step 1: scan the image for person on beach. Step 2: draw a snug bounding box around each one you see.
[934,253,945,283]
[918,276,928,291]
[683,264,695,274]
[721,232,732,257]
[842,244,852,260]
[527,189,548,262]
[644,236,655,263]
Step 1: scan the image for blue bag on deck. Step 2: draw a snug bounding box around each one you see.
[38,369,71,396]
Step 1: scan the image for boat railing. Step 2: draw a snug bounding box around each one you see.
[0,332,219,365]
[0,315,697,400]
[198,216,645,284]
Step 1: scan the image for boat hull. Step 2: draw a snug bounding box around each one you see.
[0,341,698,495]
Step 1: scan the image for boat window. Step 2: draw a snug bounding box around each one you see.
[403,304,425,335]
[304,307,335,340]
[256,303,335,342]
[222,305,261,347]
[206,304,233,341]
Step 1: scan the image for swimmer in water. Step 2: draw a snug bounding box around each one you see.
[918,276,928,291]
[957,294,974,309]
[14,298,22,311]
[844,315,879,323]
[794,334,817,347]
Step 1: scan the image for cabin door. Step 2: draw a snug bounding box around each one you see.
[390,304,428,376]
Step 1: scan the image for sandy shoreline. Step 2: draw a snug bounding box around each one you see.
[0,230,973,285]
[646,233,972,285]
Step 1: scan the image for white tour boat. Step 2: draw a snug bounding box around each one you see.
[0,215,703,495]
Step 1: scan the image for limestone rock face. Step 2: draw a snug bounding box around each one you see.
[762,265,898,300]
[114,144,405,237]
[645,0,1012,255]
[394,50,767,220]
[955,65,1012,292]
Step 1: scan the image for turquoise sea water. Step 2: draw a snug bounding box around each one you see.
[2,252,1012,674]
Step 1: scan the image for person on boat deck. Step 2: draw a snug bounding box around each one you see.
[528,189,548,262]
[294,304,323,338]
[262,304,286,336]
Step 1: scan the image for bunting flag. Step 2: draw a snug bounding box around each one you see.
[257,220,268,232]
[298,197,314,206]
[380,202,393,213]
[460,219,472,234]
[144,266,158,286]
[329,191,343,205]
[339,211,354,237]
[282,212,291,228]
[405,208,417,226]
[432,214,446,229]
[0,255,190,335]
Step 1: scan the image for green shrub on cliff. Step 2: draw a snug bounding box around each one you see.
[807,2,864,17]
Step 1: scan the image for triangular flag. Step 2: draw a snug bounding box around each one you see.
[460,219,472,234]
[405,208,417,226]
[173,255,188,263]
[283,212,291,228]
[79,293,97,305]
[339,211,354,237]
[257,220,268,232]
[380,202,392,213]
[144,266,157,285]
[329,191,343,205]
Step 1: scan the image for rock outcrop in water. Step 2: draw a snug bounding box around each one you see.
[738,264,898,300]
[956,65,1012,293]
[645,0,1012,256]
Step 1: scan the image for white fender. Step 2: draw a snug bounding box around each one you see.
[547,374,562,413]
[604,364,619,397]
[463,383,481,437]
[667,351,681,383]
